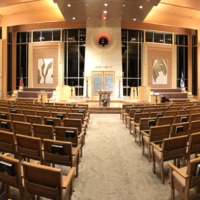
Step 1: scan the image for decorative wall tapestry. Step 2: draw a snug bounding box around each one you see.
[152,59,167,85]
[38,58,53,84]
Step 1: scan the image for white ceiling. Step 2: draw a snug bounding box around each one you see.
[0,0,200,30]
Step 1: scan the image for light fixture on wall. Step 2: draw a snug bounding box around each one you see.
[99,36,108,46]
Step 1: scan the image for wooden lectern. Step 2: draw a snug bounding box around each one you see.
[38,93,48,103]
[97,91,112,106]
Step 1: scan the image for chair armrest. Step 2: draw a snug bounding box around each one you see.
[78,132,84,139]
[151,142,162,152]
[168,162,189,179]
[62,167,75,188]
[72,144,81,156]
[140,130,149,137]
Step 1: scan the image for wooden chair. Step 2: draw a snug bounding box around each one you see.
[134,117,157,146]
[21,109,36,115]
[0,112,10,120]
[12,121,32,136]
[63,118,85,137]
[164,110,178,117]
[10,113,26,122]
[190,120,200,134]
[168,157,200,200]
[177,109,191,115]
[126,108,143,129]
[151,135,188,184]
[51,111,67,119]
[129,112,149,134]
[9,108,22,114]
[156,116,174,126]
[174,114,190,123]
[170,122,190,137]
[0,131,17,157]
[190,113,200,122]
[0,154,23,199]
[55,126,84,157]
[43,138,81,177]
[186,132,200,161]
[43,116,62,127]
[149,111,164,118]
[26,115,43,125]
[68,113,88,130]
[0,119,13,132]
[22,161,75,200]
[36,110,51,117]
[16,134,43,162]
[141,124,171,161]
[32,124,54,139]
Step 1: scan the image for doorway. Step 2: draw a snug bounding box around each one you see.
[92,71,115,98]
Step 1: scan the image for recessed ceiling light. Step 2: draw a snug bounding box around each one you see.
[133,18,136,21]
[122,4,126,7]
[103,10,107,14]
[72,17,75,20]
[139,5,143,9]
[104,3,108,6]
[67,4,71,7]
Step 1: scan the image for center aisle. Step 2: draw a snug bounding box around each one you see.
[72,114,171,200]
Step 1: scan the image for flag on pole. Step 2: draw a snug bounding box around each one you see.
[19,77,24,87]
[180,72,185,88]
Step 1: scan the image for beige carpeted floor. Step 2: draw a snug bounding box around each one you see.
[71,114,200,200]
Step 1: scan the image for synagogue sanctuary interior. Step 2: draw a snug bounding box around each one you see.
[0,0,200,200]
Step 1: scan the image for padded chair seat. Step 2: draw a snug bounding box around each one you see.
[172,166,187,192]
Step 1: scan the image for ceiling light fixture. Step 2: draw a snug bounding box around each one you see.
[104,3,108,7]
[133,18,136,21]
[72,17,75,20]
[67,4,71,7]
[139,5,143,9]
[103,10,107,14]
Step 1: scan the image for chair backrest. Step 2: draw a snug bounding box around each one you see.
[170,122,190,137]
[10,113,26,122]
[63,118,82,133]
[190,108,200,114]
[43,138,73,166]
[187,132,200,156]
[68,113,85,124]
[190,120,200,134]
[54,126,79,145]
[36,110,51,117]
[164,110,177,117]
[139,117,157,131]
[0,130,16,155]
[0,119,13,132]
[22,161,63,199]
[16,134,43,161]
[10,108,22,114]
[178,109,191,115]
[12,121,32,136]
[149,125,171,142]
[22,109,36,115]
[32,124,54,139]
[26,115,43,125]
[134,112,149,123]
[0,112,10,120]
[174,114,190,123]
[43,117,62,127]
[190,113,200,122]
[149,111,164,118]
[162,135,188,160]
[156,116,174,126]
[51,111,67,119]
[0,154,23,198]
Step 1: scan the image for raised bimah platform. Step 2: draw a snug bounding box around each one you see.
[17,87,55,100]
[150,88,188,102]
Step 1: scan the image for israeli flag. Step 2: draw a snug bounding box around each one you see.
[180,72,185,88]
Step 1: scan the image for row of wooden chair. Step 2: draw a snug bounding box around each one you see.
[0,153,75,199]
[129,112,200,134]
